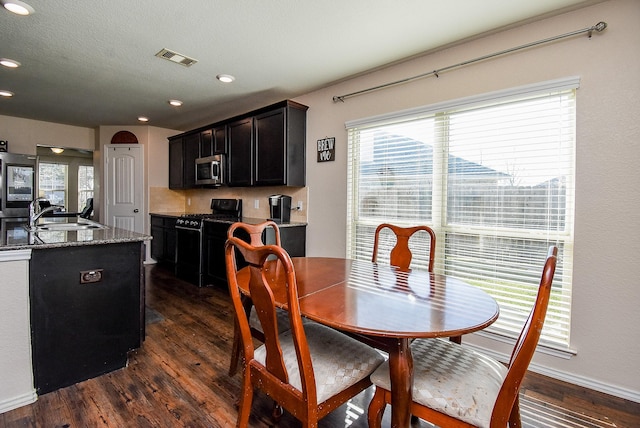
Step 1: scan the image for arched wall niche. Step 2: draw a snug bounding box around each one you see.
[111,131,138,144]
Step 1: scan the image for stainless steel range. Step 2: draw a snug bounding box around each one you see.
[175,198,242,287]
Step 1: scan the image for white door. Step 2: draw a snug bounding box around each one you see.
[104,145,143,233]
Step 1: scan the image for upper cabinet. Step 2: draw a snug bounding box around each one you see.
[168,137,184,189]
[199,126,227,157]
[228,100,307,187]
[213,126,227,154]
[199,129,213,158]
[227,117,254,187]
[169,100,308,189]
[253,102,307,187]
[168,132,200,189]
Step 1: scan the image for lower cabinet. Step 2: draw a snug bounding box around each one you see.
[203,222,306,287]
[150,215,177,267]
[29,242,144,395]
[203,222,229,286]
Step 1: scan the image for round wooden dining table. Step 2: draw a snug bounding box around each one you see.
[236,257,500,428]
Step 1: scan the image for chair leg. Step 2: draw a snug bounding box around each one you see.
[228,323,241,376]
[367,386,387,428]
[508,395,523,428]
[237,377,254,428]
[271,403,283,422]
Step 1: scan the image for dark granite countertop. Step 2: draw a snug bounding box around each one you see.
[149,212,186,218]
[0,218,151,251]
[205,217,307,227]
[150,212,307,227]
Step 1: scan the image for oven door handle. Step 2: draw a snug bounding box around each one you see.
[175,225,201,231]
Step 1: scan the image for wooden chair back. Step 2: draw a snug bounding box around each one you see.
[227,220,281,247]
[368,246,558,428]
[225,236,383,427]
[227,220,282,376]
[372,223,458,343]
[492,245,558,426]
[372,223,436,272]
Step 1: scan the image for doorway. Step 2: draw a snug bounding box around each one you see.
[104,145,144,233]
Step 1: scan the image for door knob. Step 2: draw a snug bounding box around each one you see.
[133,209,139,213]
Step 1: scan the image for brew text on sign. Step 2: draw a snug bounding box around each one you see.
[317,137,335,162]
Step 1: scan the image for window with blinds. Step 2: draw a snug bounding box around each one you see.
[346,79,576,348]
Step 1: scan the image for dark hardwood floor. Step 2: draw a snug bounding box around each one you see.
[2,264,638,427]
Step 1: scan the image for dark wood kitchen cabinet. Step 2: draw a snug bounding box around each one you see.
[169,99,307,188]
[168,137,183,189]
[213,126,227,154]
[29,242,144,395]
[150,214,177,267]
[227,117,254,186]
[168,132,200,189]
[199,129,213,157]
[227,100,307,187]
[254,102,307,186]
[200,126,227,157]
[202,221,229,286]
[202,221,306,287]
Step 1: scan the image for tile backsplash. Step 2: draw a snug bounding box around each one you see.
[149,186,308,223]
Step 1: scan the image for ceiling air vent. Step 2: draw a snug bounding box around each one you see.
[155,48,198,67]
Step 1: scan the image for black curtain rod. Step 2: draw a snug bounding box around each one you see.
[333,21,607,103]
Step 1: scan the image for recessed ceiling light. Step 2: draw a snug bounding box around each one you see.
[0,90,14,97]
[216,74,235,83]
[168,99,183,107]
[1,0,35,16]
[0,58,21,68]
[138,116,149,122]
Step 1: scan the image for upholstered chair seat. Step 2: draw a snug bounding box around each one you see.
[371,338,507,428]
[255,322,384,404]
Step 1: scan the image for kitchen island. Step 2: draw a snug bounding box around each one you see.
[0,218,150,410]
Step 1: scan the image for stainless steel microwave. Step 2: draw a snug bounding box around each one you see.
[195,154,225,186]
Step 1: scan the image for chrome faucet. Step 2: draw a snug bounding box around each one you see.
[29,197,60,229]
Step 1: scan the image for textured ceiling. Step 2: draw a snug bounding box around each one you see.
[0,0,601,131]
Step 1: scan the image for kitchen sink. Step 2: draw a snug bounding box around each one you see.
[36,222,106,231]
[24,219,108,232]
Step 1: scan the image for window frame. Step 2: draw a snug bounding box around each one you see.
[346,77,578,350]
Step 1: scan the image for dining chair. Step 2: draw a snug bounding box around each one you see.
[372,223,462,344]
[227,221,290,376]
[372,223,436,273]
[368,245,558,428]
[225,236,385,427]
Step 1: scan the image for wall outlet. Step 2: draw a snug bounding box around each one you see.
[297,201,303,211]
[254,199,259,209]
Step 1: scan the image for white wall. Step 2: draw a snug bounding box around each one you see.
[0,250,36,413]
[0,115,95,155]
[295,0,640,401]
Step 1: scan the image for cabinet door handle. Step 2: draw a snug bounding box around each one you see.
[133,209,139,213]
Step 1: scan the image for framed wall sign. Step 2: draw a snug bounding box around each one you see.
[317,137,335,162]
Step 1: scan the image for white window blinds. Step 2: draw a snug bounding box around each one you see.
[346,79,576,347]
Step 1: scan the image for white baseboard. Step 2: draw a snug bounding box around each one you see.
[0,390,37,414]
[464,342,640,404]
[526,363,640,404]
